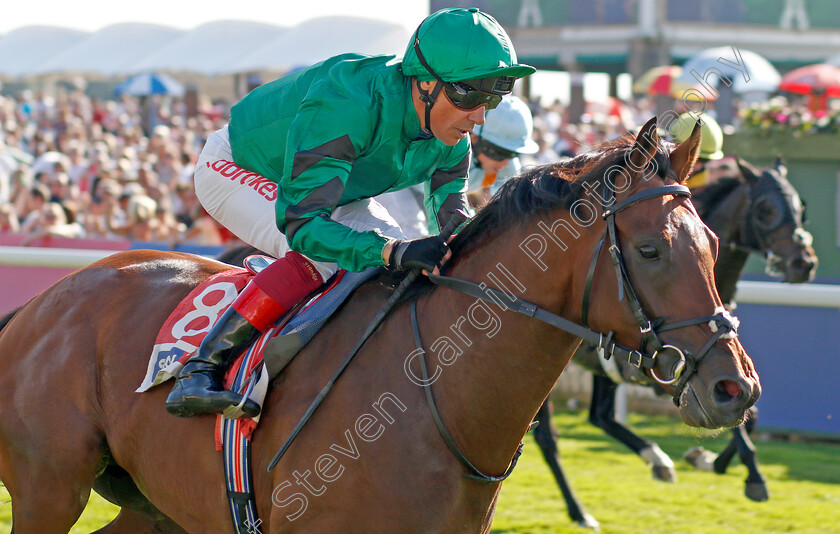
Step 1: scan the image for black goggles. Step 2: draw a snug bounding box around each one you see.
[479,140,518,161]
[443,82,503,111]
[412,29,513,112]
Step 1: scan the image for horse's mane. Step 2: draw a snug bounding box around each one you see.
[450,133,673,257]
[381,134,674,301]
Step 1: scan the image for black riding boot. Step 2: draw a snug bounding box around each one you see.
[165,307,262,418]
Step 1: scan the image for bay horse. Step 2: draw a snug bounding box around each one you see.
[533,154,816,528]
[0,118,760,533]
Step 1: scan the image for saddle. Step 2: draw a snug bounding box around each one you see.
[133,257,378,531]
[137,256,379,435]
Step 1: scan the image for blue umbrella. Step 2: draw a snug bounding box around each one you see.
[114,72,185,97]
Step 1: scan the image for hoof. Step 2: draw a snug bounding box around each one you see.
[683,446,716,472]
[652,464,677,483]
[641,445,676,482]
[745,481,769,502]
[577,513,600,530]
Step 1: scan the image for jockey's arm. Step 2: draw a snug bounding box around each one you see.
[424,152,471,235]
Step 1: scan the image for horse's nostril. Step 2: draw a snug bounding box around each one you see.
[792,258,813,270]
[722,380,741,396]
[713,379,743,404]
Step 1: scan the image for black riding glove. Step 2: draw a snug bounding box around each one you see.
[389,235,449,272]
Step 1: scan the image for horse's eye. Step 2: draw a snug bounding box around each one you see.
[639,245,659,260]
[755,201,777,224]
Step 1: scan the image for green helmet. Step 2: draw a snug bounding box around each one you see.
[673,112,724,160]
[402,8,536,83]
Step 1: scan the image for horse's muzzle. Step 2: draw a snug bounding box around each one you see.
[679,372,761,429]
[783,254,817,283]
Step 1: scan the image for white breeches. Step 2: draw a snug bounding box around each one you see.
[193,126,407,279]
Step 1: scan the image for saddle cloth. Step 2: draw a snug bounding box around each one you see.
[137,261,379,445]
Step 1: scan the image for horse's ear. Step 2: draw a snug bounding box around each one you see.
[628,116,659,180]
[669,120,702,184]
[736,156,759,184]
[774,154,788,177]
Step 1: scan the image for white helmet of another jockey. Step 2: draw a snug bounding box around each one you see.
[475,95,539,155]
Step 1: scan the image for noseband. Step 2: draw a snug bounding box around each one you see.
[428,183,739,405]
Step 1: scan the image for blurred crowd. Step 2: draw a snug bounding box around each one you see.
[0,85,827,247]
[0,88,237,248]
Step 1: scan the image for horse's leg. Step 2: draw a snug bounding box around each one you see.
[532,398,599,530]
[588,374,676,482]
[711,428,739,472]
[0,334,107,531]
[684,406,768,501]
[714,407,769,502]
[92,508,188,534]
[711,406,758,473]
[0,420,104,534]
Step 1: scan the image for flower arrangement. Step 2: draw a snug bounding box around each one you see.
[738,97,840,136]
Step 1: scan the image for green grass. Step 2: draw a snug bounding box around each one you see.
[1,409,838,533]
[490,410,840,534]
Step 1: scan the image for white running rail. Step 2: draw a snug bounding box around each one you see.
[1,246,840,308]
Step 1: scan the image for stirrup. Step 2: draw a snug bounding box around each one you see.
[222,374,260,419]
[244,255,276,275]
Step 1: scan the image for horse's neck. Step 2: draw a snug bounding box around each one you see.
[416,227,583,472]
[697,181,752,307]
[715,245,750,306]
[695,180,749,243]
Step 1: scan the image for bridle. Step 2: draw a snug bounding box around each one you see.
[413,177,741,484]
[268,162,742,483]
[425,180,739,405]
[579,181,738,399]
[736,170,812,276]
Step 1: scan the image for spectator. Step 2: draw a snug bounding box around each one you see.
[174,205,226,247]
[19,184,50,233]
[0,203,20,233]
[151,197,185,243]
[21,201,86,245]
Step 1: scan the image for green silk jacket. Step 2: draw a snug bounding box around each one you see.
[229,53,470,271]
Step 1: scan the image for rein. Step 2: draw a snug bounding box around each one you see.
[427,271,735,405]
[406,182,739,484]
[410,301,524,483]
[430,184,738,406]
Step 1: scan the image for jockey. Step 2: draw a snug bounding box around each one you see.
[466,94,539,209]
[671,111,724,188]
[165,7,536,418]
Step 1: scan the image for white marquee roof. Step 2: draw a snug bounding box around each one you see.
[33,23,186,76]
[131,21,288,76]
[0,26,89,78]
[0,17,410,79]
[224,16,410,74]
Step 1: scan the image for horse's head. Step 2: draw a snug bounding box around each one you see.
[579,117,760,429]
[736,156,817,283]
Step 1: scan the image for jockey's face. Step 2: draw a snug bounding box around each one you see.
[417,80,486,146]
